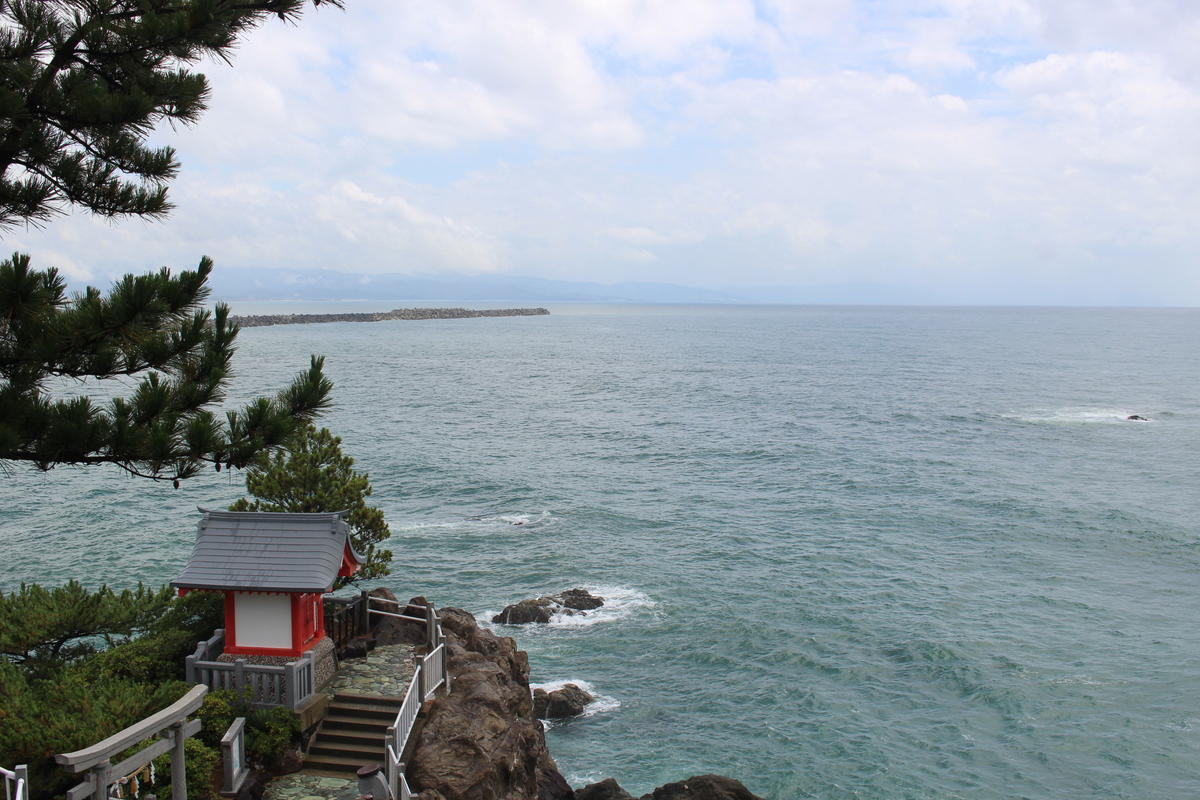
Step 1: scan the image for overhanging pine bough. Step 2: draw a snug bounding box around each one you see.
[0,253,333,482]
[0,0,344,230]
[0,0,342,482]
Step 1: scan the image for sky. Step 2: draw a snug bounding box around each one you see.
[8,0,1200,305]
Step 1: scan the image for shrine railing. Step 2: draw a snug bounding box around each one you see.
[323,592,446,653]
[324,596,363,651]
[1,764,28,800]
[185,630,316,710]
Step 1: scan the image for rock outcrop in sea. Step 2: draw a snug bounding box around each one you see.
[492,588,605,624]
[231,307,549,328]
[576,775,764,800]
[533,683,594,719]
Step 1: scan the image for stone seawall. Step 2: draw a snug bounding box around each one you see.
[232,307,550,328]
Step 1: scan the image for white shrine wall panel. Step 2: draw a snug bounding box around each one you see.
[233,591,292,649]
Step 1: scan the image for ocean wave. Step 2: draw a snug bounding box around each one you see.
[389,520,466,533]
[1004,407,1159,425]
[530,678,621,726]
[467,510,558,528]
[485,585,657,631]
[392,510,558,535]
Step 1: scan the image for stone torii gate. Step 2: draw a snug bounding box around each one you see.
[55,685,208,800]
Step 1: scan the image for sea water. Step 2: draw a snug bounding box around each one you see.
[3,304,1198,799]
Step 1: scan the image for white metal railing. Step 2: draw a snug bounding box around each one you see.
[385,669,423,764]
[378,601,450,798]
[1,765,29,800]
[367,595,427,623]
[185,632,315,710]
[422,644,445,701]
[385,743,413,800]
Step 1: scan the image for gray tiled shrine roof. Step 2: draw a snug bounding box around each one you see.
[172,508,362,593]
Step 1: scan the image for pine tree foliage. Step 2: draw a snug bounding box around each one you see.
[0,580,174,669]
[0,253,333,481]
[0,587,223,796]
[0,663,189,798]
[0,0,342,228]
[231,424,393,585]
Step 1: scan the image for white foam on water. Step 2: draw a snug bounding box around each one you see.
[482,585,657,633]
[466,510,558,529]
[545,585,656,628]
[530,678,621,726]
[1005,407,1157,426]
[563,769,605,789]
[491,510,556,527]
[394,510,558,536]
[391,520,466,533]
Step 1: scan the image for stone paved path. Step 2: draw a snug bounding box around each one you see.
[263,772,358,800]
[325,643,417,697]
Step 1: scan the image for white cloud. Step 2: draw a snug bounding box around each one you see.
[5,0,1200,304]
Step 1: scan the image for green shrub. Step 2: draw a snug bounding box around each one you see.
[245,705,300,770]
[196,690,300,772]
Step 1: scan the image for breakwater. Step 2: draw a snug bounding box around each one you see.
[231,307,549,327]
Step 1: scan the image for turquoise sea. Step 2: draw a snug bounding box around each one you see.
[3,304,1199,799]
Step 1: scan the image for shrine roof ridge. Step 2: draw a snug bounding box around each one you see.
[172,507,363,593]
[198,507,349,522]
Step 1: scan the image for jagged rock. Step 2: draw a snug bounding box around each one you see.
[407,607,573,800]
[554,589,604,611]
[341,635,376,659]
[641,775,764,800]
[371,589,428,647]
[494,598,556,624]
[492,589,604,624]
[539,769,574,800]
[576,779,635,800]
[533,684,594,719]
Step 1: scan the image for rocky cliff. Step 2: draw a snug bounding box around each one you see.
[395,605,763,800]
[404,606,572,800]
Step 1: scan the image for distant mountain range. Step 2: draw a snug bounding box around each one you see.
[64,265,1178,307]
[209,268,747,304]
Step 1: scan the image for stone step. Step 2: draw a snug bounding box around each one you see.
[309,739,384,761]
[333,692,406,707]
[302,754,378,775]
[319,728,388,746]
[322,713,391,732]
[326,702,398,721]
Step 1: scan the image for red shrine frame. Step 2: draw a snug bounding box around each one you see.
[222,590,328,658]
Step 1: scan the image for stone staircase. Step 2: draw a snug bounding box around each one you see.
[304,693,403,775]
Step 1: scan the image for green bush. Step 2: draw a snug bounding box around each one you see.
[196,690,299,771]
[246,705,300,770]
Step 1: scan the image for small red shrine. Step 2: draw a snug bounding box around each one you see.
[172,508,364,659]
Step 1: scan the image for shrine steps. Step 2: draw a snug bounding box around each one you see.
[304,693,404,775]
